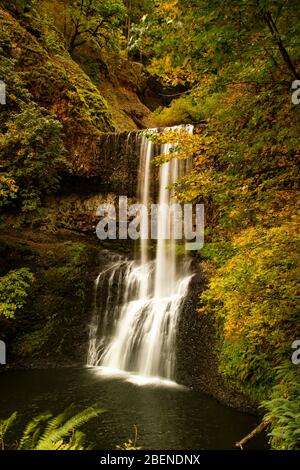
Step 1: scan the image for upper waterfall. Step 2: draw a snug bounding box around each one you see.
[88,125,194,383]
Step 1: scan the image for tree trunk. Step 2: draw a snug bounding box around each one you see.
[262,10,299,79]
[236,420,269,450]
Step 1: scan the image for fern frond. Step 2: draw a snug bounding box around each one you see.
[0,411,17,450]
[18,412,52,450]
[40,405,77,444]
[35,405,105,450]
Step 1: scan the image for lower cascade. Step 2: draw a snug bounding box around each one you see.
[87,125,194,382]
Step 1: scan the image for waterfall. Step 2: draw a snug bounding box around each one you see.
[88,125,194,383]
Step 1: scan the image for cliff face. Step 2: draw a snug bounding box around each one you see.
[42,131,144,234]
[0,6,154,176]
[0,230,107,368]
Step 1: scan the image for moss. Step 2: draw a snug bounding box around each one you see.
[0,234,99,365]
[13,320,55,357]
[0,6,115,163]
[153,96,205,127]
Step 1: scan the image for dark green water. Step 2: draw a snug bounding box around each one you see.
[0,368,268,450]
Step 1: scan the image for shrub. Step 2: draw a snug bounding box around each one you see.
[262,362,300,450]
[0,104,68,219]
[153,96,204,127]
[0,268,34,319]
[0,404,104,450]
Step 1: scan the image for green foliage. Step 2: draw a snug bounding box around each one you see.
[201,223,299,398]
[153,96,204,127]
[0,405,105,450]
[262,362,300,450]
[26,4,66,54]
[0,53,31,131]
[0,411,17,450]
[14,319,57,357]
[0,104,67,219]
[0,268,34,319]
[44,242,88,308]
[0,175,18,209]
[200,241,237,267]
[136,0,300,84]
[126,0,154,26]
[66,0,126,52]
[0,17,70,221]
[1,0,36,16]
[9,240,91,360]
[201,223,299,399]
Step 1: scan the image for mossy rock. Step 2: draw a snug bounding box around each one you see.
[0,232,102,366]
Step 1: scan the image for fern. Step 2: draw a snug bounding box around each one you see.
[0,404,105,450]
[34,405,104,450]
[18,412,52,450]
[262,362,300,450]
[0,411,17,450]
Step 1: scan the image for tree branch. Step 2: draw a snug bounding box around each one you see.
[235,420,270,450]
[261,9,299,79]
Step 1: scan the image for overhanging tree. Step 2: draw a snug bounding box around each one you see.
[65,0,126,52]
